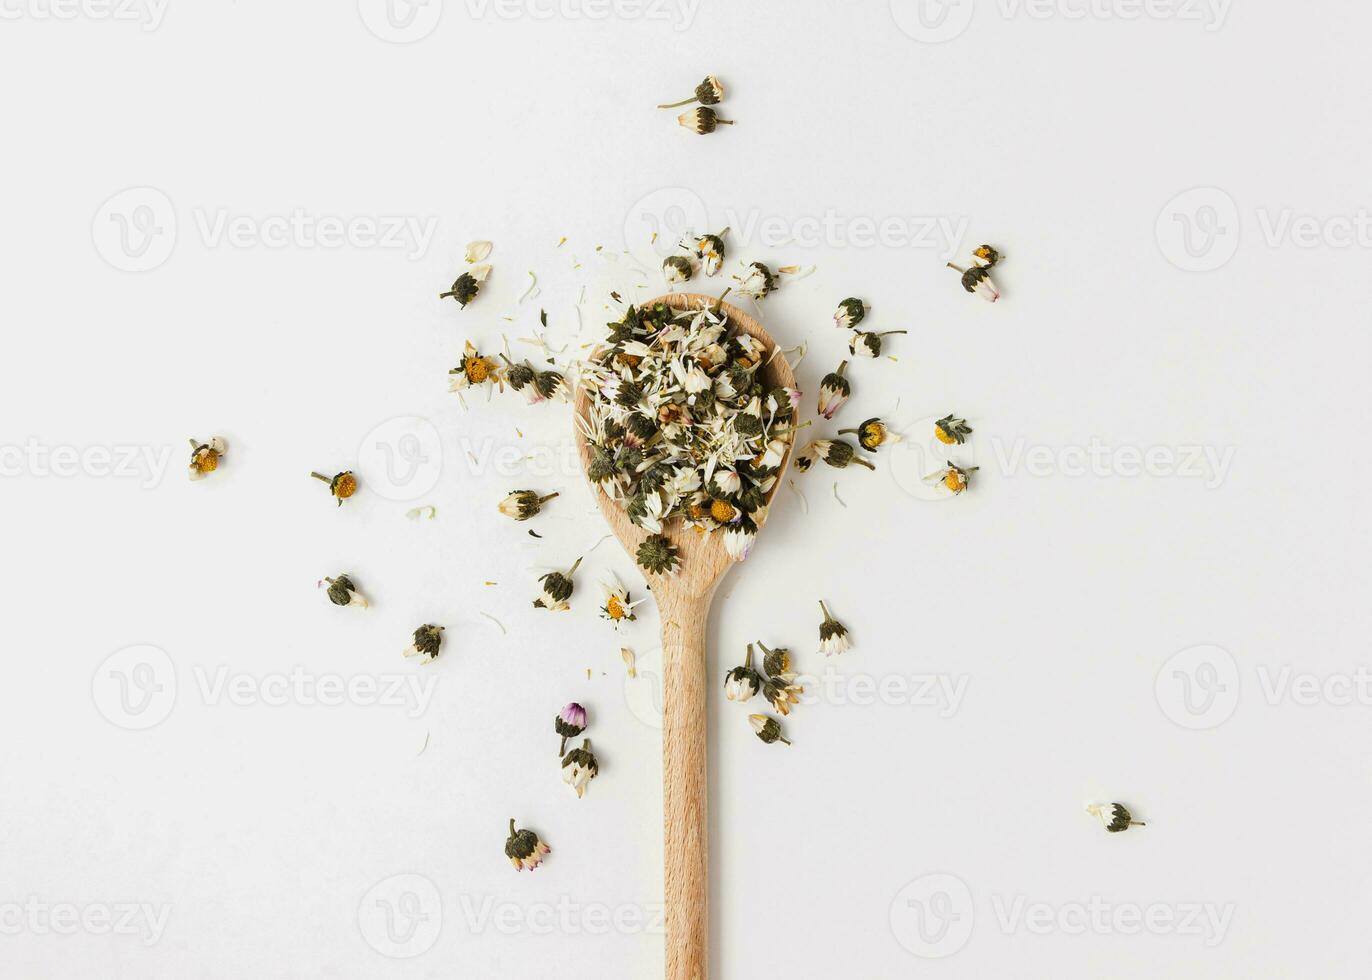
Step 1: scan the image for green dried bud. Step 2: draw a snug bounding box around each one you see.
[663,254,694,283]
[534,558,581,612]
[439,272,480,307]
[972,244,1001,268]
[324,574,366,608]
[504,358,536,391]
[748,714,791,746]
[404,624,445,663]
[499,490,558,521]
[839,418,900,453]
[636,533,681,576]
[935,414,974,445]
[586,447,616,483]
[677,106,733,134]
[505,818,551,871]
[758,641,792,679]
[834,297,866,329]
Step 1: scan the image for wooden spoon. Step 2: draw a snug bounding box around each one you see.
[572,292,796,980]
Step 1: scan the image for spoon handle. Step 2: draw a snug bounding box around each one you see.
[661,590,710,980]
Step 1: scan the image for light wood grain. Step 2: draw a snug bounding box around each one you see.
[572,293,796,980]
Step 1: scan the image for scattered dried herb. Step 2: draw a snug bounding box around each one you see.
[599,578,642,628]
[748,714,791,746]
[562,738,599,798]
[817,361,851,419]
[498,490,559,521]
[321,574,367,608]
[849,329,907,359]
[796,439,873,472]
[187,436,226,480]
[947,262,1000,303]
[839,418,901,452]
[505,818,551,872]
[663,254,694,284]
[757,641,793,681]
[724,644,762,702]
[621,647,638,678]
[1087,802,1146,833]
[533,558,582,612]
[972,244,1002,268]
[311,470,357,506]
[555,702,587,756]
[657,75,724,109]
[449,341,503,393]
[677,106,733,134]
[818,600,851,656]
[688,230,728,276]
[440,264,491,307]
[934,414,973,445]
[926,460,977,495]
[403,624,444,663]
[833,298,866,330]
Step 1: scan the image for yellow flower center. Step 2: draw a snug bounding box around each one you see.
[335,473,357,498]
[935,426,955,445]
[710,499,736,522]
[196,450,218,473]
[466,357,490,383]
[606,595,625,620]
[944,470,965,492]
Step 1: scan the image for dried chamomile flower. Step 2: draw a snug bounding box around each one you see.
[834,297,867,330]
[599,578,642,628]
[534,557,581,612]
[757,641,793,681]
[663,255,694,285]
[440,271,482,307]
[839,418,902,453]
[636,533,681,576]
[763,675,803,716]
[555,702,587,756]
[505,818,551,872]
[501,355,565,404]
[321,574,367,608]
[187,436,227,480]
[734,261,776,300]
[748,713,791,746]
[972,244,1002,268]
[926,460,977,495]
[311,470,357,505]
[499,490,558,521]
[449,341,503,393]
[934,414,973,445]
[796,439,874,473]
[403,624,444,663]
[658,75,724,108]
[946,262,1000,303]
[677,106,733,134]
[724,644,763,702]
[817,361,851,419]
[689,231,728,276]
[562,738,599,798]
[848,329,907,359]
[1087,802,1146,833]
[818,600,851,656]
[723,516,758,562]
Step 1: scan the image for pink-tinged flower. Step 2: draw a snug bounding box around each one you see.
[723,517,757,562]
[505,819,551,872]
[834,297,866,330]
[555,702,587,756]
[817,361,851,420]
[947,263,1000,303]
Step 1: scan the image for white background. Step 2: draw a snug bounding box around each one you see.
[2,1,1370,977]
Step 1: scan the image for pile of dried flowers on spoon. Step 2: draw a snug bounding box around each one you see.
[577,297,798,569]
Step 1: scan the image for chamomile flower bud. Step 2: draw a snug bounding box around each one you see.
[311,470,357,506]
[1086,802,1146,833]
[839,418,902,453]
[834,297,867,330]
[972,244,1002,268]
[947,263,1000,303]
[599,579,642,629]
[724,644,763,702]
[561,739,599,799]
[804,439,874,472]
[439,271,481,307]
[505,818,551,872]
[187,436,226,480]
[529,368,567,404]
[658,75,724,108]
[723,516,758,563]
[677,106,734,134]
[818,600,851,656]
[733,396,764,437]
[691,231,727,276]
[533,558,582,612]
[817,362,851,419]
[748,713,791,746]
[926,460,977,495]
[934,414,973,445]
[848,329,907,359]
[763,676,803,716]
[500,490,557,521]
[709,467,742,498]
[734,261,776,300]
[795,441,821,473]
[757,641,793,681]
[403,624,444,663]
[449,341,503,392]
[322,574,368,608]
[663,255,694,284]
[555,702,587,756]
[636,533,682,576]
